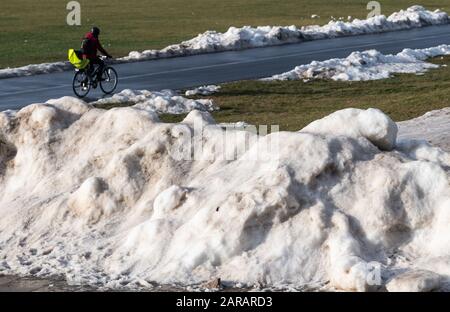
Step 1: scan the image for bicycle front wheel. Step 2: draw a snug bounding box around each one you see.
[72,71,91,98]
[99,67,118,94]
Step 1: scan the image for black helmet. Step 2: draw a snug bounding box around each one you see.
[91,26,100,37]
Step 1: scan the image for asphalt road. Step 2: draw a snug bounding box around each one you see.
[1,24,450,110]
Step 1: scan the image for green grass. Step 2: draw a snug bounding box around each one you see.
[1,0,448,68]
[154,56,450,131]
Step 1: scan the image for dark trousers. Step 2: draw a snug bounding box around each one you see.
[87,57,105,80]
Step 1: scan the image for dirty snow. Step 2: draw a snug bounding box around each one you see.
[92,89,218,114]
[0,61,72,79]
[124,6,448,63]
[0,98,449,292]
[185,85,221,97]
[1,6,448,79]
[268,45,450,81]
[398,107,450,152]
[386,270,442,292]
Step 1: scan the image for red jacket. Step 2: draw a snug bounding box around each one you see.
[82,32,109,59]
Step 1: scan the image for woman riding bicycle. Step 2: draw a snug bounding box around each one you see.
[70,26,118,97]
[81,26,113,81]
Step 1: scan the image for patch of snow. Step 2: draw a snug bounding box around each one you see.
[185,85,221,97]
[0,61,72,79]
[386,270,442,292]
[267,44,450,81]
[1,6,448,79]
[219,121,250,129]
[92,89,218,114]
[311,15,320,19]
[0,99,450,291]
[398,107,450,152]
[395,139,450,168]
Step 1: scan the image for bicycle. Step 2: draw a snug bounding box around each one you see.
[72,56,118,98]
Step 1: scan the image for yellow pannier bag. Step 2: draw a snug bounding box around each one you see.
[68,49,90,69]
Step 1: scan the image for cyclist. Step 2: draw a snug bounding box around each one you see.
[81,26,113,82]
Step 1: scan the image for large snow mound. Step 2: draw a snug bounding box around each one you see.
[92,89,218,114]
[1,6,448,79]
[268,45,450,81]
[0,100,449,292]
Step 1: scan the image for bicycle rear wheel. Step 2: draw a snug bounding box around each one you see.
[72,71,91,98]
[99,67,118,94]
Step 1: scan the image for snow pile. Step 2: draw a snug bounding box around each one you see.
[398,107,450,152]
[300,6,448,39]
[123,6,448,62]
[185,85,221,97]
[0,61,71,79]
[1,6,448,79]
[0,100,449,292]
[92,89,218,114]
[268,45,450,81]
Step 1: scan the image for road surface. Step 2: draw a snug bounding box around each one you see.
[1,24,450,110]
